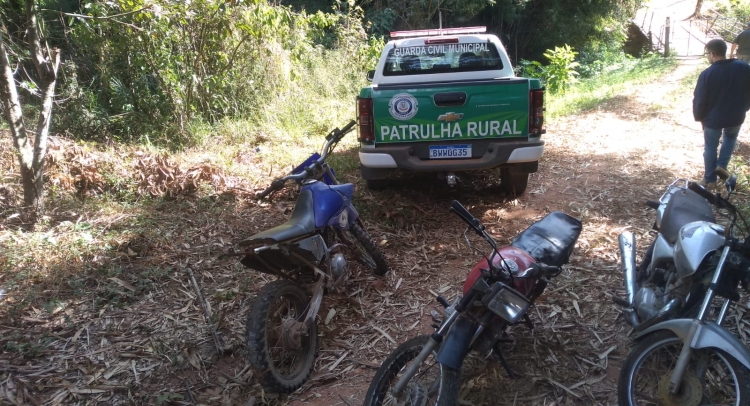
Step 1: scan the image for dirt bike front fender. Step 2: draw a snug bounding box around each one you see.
[435,317,476,370]
[636,318,750,370]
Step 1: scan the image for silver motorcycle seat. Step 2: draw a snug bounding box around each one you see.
[660,188,715,245]
[241,189,317,244]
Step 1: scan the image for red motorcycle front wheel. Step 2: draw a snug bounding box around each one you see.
[363,335,460,406]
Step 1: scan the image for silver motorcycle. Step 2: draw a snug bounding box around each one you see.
[618,178,750,405]
[615,178,726,334]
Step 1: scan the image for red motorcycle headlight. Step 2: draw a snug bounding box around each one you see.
[483,282,530,323]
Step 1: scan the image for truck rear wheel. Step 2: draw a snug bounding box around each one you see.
[500,170,529,196]
[366,179,389,190]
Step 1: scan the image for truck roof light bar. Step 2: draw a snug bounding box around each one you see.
[424,38,459,44]
[390,26,487,39]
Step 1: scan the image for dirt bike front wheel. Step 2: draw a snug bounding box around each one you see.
[363,335,460,406]
[345,221,389,276]
[246,280,317,393]
[618,330,750,406]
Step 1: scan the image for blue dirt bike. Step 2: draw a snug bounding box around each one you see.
[239,120,389,393]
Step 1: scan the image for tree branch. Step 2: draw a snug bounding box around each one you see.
[25,0,54,81]
[40,6,153,21]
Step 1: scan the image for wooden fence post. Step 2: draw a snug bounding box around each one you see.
[664,17,670,57]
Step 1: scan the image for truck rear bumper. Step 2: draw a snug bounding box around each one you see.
[359,140,544,171]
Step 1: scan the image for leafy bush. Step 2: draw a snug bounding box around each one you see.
[543,45,581,92]
[37,0,379,148]
[715,0,750,22]
[576,24,631,78]
[516,45,580,93]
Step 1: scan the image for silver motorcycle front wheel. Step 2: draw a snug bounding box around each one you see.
[363,335,460,406]
[618,331,750,406]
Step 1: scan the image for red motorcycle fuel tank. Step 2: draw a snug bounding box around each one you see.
[463,246,537,296]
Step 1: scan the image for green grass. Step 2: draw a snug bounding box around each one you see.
[547,54,680,118]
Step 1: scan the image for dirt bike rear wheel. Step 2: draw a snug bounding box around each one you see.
[363,335,460,406]
[246,280,317,393]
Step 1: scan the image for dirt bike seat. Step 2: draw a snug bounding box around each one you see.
[660,188,716,245]
[511,211,583,267]
[241,188,317,244]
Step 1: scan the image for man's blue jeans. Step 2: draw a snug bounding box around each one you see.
[704,125,741,182]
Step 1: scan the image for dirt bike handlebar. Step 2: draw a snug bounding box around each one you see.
[688,181,719,205]
[325,120,357,142]
[450,200,484,236]
[257,177,288,199]
[256,121,356,199]
[688,181,737,214]
[528,263,561,279]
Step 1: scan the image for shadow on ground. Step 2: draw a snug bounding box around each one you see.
[0,131,699,405]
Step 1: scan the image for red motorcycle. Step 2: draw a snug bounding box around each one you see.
[363,200,582,405]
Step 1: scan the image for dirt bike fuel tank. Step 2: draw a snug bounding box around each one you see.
[463,246,537,296]
[463,211,581,296]
[302,180,356,228]
[673,221,725,278]
[658,186,715,245]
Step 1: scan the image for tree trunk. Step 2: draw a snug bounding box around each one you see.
[0,0,60,211]
[687,0,704,19]
[0,28,34,206]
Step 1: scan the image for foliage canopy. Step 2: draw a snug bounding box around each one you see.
[0,0,640,146]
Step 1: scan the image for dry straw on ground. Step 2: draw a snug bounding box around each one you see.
[3,57,750,406]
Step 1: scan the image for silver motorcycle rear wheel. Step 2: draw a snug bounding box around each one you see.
[619,331,750,406]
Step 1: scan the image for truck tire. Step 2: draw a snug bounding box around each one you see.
[500,170,529,196]
[366,179,389,190]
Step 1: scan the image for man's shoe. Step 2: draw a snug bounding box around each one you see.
[697,179,716,188]
[715,166,730,181]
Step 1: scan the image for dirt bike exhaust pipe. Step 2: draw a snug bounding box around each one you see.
[619,232,638,307]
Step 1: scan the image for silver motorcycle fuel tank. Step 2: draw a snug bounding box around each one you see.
[673,221,725,278]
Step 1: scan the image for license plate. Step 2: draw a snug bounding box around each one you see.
[429,144,471,159]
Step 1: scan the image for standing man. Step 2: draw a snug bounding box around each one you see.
[693,39,750,187]
[730,22,750,63]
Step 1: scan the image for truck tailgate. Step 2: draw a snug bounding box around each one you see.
[372,78,530,144]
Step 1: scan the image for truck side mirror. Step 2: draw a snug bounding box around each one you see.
[366,70,375,82]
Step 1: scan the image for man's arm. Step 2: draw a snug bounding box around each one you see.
[731,42,739,58]
[693,72,709,121]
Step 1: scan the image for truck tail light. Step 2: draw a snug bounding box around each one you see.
[529,89,545,137]
[357,97,375,143]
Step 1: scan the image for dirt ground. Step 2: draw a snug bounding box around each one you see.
[4,55,750,406]
[286,57,717,406]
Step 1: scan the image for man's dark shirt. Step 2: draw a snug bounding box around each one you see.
[735,29,750,55]
[693,59,750,129]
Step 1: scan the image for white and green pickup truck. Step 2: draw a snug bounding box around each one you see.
[356,27,545,195]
